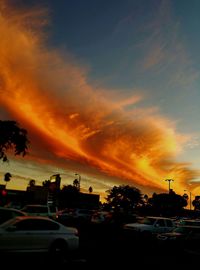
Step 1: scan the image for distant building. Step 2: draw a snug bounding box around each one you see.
[79,192,100,209]
[26,185,48,205]
[50,174,61,190]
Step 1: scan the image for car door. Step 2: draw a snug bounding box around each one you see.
[0,218,60,252]
[0,219,38,252]
[15,219,60,251]
[165,219,175,232]
[26,219,61,251]
[154,219,166,233]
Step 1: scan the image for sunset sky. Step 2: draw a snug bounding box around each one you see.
[1,0,200,202]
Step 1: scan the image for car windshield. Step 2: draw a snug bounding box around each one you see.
[0,218,17,228]
[22,206,48,213]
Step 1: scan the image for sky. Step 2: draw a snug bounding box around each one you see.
[1,0,200,202]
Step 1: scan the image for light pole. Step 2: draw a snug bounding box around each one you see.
[165,179,174,193]
[75,173,81,191]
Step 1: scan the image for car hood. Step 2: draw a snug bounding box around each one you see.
[124,223,150,229]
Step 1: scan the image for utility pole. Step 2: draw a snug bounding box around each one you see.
[165,179,174,193]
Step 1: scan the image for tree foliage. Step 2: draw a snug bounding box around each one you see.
[59,184,80,208]
[4,172,12,182]
[73,179,79,188]
[42,180,51,188]
[105,185,142,211]
[28,179,36,187]
[148,192,188,216]
[0,120,29,162]
[192,196,200,211]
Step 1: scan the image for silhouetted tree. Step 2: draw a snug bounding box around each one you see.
[143,194,149,205]
[28,179,36,188]
[183,193,189,201]
[88,186,93,193]
[148,192,188,216]
[4,172,12,182]
[105,185,142,211]
[73,179,79,190]
[42,180,51,188]
[0,120,29,162]
[192,196,200,211]
[4,172,12,188]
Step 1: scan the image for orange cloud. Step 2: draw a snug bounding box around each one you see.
[0,2,199,197]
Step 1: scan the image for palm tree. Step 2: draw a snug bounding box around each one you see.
[4,172,12,188]
[73,179,80,190]
[88,186,93,193]
[29,179,36,188]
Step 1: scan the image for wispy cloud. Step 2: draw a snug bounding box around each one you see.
[0,1,199,196]
[139,0,199,87]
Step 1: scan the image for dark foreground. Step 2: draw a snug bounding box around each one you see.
[3,224,200,269]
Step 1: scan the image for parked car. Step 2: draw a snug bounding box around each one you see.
[91,211,114,224]
[21,204,58,220]
[123,216,176,236]
[177,219,200,227]
[157,225,194,241]
[0,206,26,225]
[0,216,79,263]
[57,208,94,225]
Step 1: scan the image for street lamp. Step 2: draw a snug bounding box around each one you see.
[165,179,174,193]
[75,173,81,191]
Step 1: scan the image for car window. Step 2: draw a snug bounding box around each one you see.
[140,218,155,225]
[166,220,173,227]
[22,206,48,213]
[156,219,165,227]
[14,219,60,230]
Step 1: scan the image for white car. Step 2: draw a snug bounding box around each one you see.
[0,216,79,262]
[21,204,58,220]
[123,216,175,234]
[0,206,26,225]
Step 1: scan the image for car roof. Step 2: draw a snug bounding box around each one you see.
[10,215,57,222]
[22,204,49,207]
[0,206,26,214]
